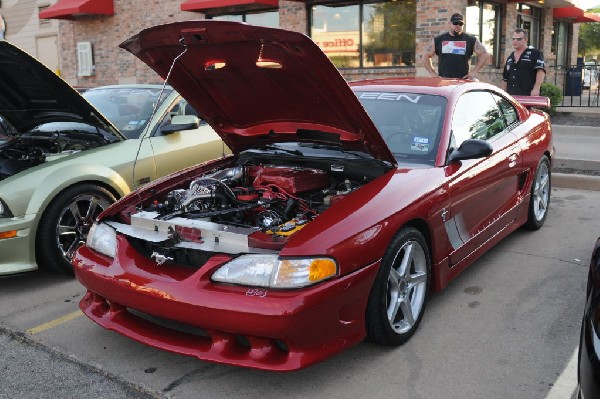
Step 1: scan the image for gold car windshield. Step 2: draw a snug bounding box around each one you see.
[84,87,173,139]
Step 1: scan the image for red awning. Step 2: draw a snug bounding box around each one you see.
[181,0,278,12]
[554,7,600,22]
[39,0,114,20]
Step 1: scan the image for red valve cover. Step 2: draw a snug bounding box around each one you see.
[248,166,329,194]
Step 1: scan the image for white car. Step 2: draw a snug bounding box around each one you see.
[583,61,598,90]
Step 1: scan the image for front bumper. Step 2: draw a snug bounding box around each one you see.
[73,236,380,371]
[0,215,37,275]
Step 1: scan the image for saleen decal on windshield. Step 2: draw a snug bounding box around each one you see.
[358,92,422,103]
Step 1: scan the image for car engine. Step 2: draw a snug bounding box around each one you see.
[144,164,354,235]
[105,144,392,267]
[0,130,110,181]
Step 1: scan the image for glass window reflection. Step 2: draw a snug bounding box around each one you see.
[210,10,279,28]
[310,1,415,69]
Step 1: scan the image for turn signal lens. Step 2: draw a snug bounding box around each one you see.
[0,230,17,239]
[309,258,337,282]
[272,258,337,288]
[212,256,338,289]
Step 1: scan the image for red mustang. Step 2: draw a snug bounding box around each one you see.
[73,21,553,371]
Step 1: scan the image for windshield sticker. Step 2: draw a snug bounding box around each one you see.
[414,137,429,144]
[123,120,143,131]
[358,92,422,103]
[411,142,429,152]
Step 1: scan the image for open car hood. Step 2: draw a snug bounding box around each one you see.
[0,41,120,137]
[120,20,395,163]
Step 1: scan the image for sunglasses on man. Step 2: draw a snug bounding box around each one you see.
[452,21,464,26]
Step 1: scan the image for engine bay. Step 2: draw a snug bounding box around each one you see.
[111,144,393,262]
[145,164,352,235]
[0,128,112,180]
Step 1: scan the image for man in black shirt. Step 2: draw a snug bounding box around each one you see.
[423,13,489,79]
[501,28,545,96]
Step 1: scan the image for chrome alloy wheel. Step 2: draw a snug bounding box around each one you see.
[386,239,428,334]
[55,193,111,262]
[532,160,550,222]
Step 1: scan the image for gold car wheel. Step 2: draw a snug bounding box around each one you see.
[36,184,116,274]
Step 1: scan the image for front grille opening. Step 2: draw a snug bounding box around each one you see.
[235,334,251,350]
[127,236,215,269]
[275,339,289,352]
[127,308,211,338]
[125,307,290,357]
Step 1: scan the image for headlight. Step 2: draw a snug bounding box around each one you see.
[0,198,13,218]
[86,223,117,258]
[211,254,337,289]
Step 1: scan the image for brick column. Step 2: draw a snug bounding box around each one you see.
[279,0,307,34]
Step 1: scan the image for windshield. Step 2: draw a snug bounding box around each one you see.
[83,87,173,139]
[356,92,447,165]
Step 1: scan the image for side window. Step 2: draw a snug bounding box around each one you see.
[451,91,507,148]
[494,94,519,127]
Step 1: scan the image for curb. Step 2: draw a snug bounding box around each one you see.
[555,158,600,171]
[554,112,600,119]
[553,173,600,191]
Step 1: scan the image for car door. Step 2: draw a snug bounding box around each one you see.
[445,90,523,265]
[147,98,230,178]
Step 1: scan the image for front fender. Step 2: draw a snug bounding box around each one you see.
[24,163,132,216]
[282,167,448,275]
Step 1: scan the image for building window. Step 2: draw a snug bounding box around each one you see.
[516,4,541,48]
[39,6,51,27]
[310,1,416,69]
[208,10,279,28]
[466,1,500,67]
[552,21,571,69]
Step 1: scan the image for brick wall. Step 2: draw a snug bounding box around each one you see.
[56,0,581,90]
[59,0,200,86]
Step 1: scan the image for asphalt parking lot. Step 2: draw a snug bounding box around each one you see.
[0,185,595,399]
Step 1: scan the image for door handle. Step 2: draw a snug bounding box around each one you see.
[508,154,518,168]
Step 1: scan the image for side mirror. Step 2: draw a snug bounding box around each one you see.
[447,139,493,163]
[160,115,200,134]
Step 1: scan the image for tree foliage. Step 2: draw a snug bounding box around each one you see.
[579,22,600,58]
[363,2,416,64]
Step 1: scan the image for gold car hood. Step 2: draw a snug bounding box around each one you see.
[0,41,121,138]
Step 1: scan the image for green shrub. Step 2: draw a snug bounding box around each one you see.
[540,82,563,115]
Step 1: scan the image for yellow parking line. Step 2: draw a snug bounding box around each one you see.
[26,310,84,335]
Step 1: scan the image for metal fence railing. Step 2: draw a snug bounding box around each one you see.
[548,63,599,107]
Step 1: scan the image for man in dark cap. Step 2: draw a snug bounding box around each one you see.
[423,13,489,79]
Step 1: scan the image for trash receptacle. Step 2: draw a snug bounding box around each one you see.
[566,65,583,96]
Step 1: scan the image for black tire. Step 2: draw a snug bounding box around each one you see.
[366,226,431,346]
[524,155,551,230]
[36,184,116,274]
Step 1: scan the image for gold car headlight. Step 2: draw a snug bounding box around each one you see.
[86,223,117,258]
[211,254,337,289]
[0,198,13,218]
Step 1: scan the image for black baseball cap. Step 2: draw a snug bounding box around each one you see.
[451,13,464,23]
